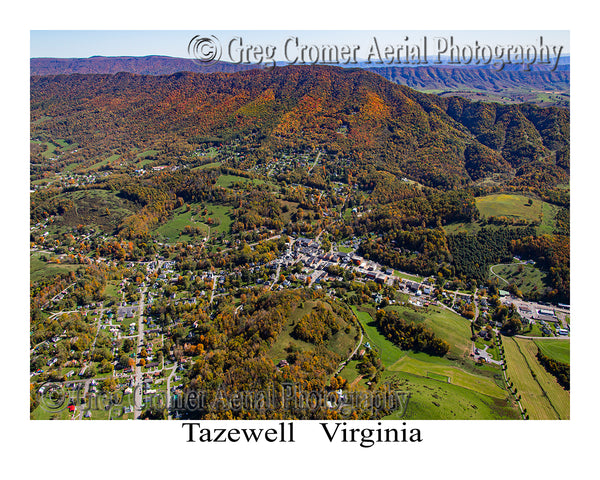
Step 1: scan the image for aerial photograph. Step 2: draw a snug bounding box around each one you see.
[29,30,570,422]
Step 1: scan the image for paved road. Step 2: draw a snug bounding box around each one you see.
[516,334,569,340]
[133,286,147,420]
[473,289,479,322]
[165,366,177,420]
[270,261,282,290]
[209,276,217,305]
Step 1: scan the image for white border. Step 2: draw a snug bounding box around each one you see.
[6,1,598,478]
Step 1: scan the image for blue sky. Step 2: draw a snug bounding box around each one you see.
[31,30,569,59]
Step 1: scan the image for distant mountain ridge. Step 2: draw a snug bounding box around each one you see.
[30,56,258,75]
[31,56,569,107]
[30,55,570,76]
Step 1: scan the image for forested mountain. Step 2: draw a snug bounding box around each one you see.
[31,56,569,106]
[31,56,569,89]
[30,66,569,190]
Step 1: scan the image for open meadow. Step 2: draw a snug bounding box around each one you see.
[503,336,569,419]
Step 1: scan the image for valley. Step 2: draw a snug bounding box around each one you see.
[30,63,569,421]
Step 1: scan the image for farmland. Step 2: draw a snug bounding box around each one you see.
[503,336,569,420]
[476,193,543,223]
[382,370,518,420]
[445,193,558,236]
[349,305,513,419]
[534,339,570,365]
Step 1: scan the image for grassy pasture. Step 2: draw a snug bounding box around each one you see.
[503,336,569,419]
[84,154,120,172]
[351,307,404,368]
[534,339,570,365]
[334,303,514,419]
[268,300,359,363]
[192,161,222,171]
[387,355,506,399]
[382,370,518,420]
[393,270,424,283]
[383,303,472,357]
[476,193,542,222]
[30,252,80,282]
[445,193,558,235]
[155,203,233,242]
[216,174,266,188]
[490,263,549,297]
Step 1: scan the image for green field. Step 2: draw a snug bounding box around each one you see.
[427,371,449,382]
[476,193,546,225]
[534,339,570,364]
[136,149,159,159]
[351,307,404,368]
[84,154,120,172]
[353,304,475,364]
[421,306,472,357]
[346,304,515,418]
[103,281,122,303]
[538,201,559,235]
[192,161,222,171]
[268,300,359,363]
[393,270,424,283]
[445,193,558,235]
[134,150,159,168]
[383,304,472,357]
[489,262,549,297]
[31,139,78,160]
[388,354,506,399]
[338,359,364,386]
[382,370,518,420]
[443,221,483,235]
[155,203,233,242]
[503,336,569,419]
[216,174,269,189]
[30,251,80,282]
[31,140,59,159]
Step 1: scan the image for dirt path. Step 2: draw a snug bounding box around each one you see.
[489,261,526,285]
[348,375,364,389]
